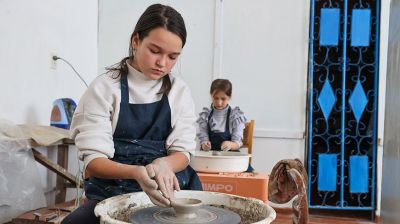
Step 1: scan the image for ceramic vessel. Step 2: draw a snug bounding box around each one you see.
[170,198,202,219]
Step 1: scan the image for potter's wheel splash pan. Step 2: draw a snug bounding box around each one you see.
[190,151,250,173]
[94,190,276,224]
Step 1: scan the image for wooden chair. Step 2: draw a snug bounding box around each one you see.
[241,120,255,164]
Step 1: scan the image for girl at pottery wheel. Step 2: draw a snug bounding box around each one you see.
[197,79,254,172]
[197,79,246,152]
[62,4,202,224]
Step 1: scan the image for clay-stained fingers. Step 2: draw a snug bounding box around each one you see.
[202,141,211,151]
[145,164,156,178]
[155,175,170,199]
[221,142,231,151]
[147,189,170,207]
[141,174,158,190]
[173,176,180,192]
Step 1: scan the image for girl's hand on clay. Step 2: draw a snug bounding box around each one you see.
[201,141,211,151]
[136,166,170,207]
[146,158,180,203]
[221,141,238,151]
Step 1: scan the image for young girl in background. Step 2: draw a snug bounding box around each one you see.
[197,79,247,152]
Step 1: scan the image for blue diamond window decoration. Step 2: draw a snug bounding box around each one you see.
[349,80,368,122]
[318,80,336,120]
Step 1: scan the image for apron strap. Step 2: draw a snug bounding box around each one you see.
[225,106,231,132]
[120,74,129,104]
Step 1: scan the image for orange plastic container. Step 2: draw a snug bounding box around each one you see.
[197,172,269,202]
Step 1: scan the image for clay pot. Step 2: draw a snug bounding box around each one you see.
[170,198,202,219]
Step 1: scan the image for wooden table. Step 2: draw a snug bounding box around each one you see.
[14,125,81,204]
[30,138,81,204]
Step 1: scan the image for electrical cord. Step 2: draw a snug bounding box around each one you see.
[53,56,88,88]
[52,55,86,207]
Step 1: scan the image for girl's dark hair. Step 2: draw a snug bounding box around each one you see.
[210,79,232,97]
[106,4,187,95]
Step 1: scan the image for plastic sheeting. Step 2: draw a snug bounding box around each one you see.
[0,119,46,223]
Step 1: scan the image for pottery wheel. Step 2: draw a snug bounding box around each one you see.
[130,205,241,224]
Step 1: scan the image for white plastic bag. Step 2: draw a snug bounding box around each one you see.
[0,119,46,223]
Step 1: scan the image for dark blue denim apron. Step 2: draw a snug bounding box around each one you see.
[207,106,232,151]
[84,74,202,201]
[207,106,254,172]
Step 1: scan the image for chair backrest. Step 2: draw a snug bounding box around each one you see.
[241,120,255,164]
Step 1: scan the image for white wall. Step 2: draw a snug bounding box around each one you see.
[0,0,98,204]
[377,0,391,216]
[220,0,310,174]
[0,0,98,124]
[381,0,400,222]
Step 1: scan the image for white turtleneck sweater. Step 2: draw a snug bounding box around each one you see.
[70,63,196,173]
[197,105,246,148]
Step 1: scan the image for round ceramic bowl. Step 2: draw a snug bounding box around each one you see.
[190,150,250,173]
[94,190,276,224]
